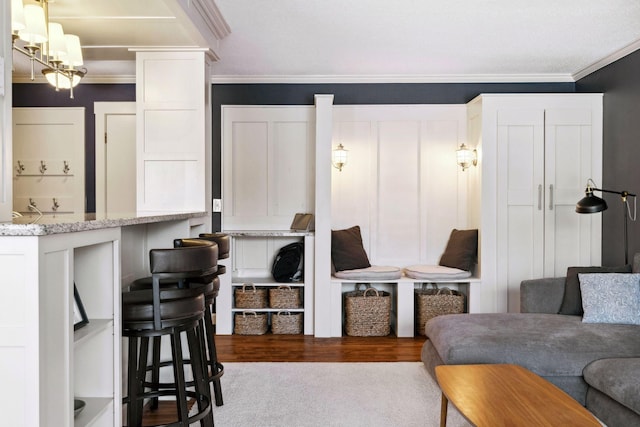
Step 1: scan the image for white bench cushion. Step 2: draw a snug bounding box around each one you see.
[404,264,472,280]
[334,265,402,280]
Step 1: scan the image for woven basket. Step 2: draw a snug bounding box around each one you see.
[269,285,302,309]
[415,284,465,335]
[234,284,268,309]
[344,286,391,337]
[234,311,268,335]
[271,311,303,334]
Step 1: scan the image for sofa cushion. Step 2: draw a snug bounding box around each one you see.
[584,358,640,415]
[331,226,371,272]
[579,273,640,325]
[558,265,632,316]
[438,229,478,271]
[424,313,640,377]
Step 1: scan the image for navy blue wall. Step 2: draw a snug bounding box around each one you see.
[12,83,135,213]
[577,49,640,265]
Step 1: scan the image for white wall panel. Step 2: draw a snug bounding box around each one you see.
[332,105,468,267]
[222,106,315,230]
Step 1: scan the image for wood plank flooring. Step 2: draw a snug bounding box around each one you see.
[140,334,426,425]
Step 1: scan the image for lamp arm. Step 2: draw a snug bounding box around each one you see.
[591,188,637,198]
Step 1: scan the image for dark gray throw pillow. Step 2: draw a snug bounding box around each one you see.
[438,229,478,271]
[558,265,632,315]
[331,226,371,272]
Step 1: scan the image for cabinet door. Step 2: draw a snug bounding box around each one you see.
[496,108,545,312]
[544,108,599,277]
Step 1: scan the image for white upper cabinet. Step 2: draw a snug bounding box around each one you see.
[469,94,603,313]
[136,50,211,214]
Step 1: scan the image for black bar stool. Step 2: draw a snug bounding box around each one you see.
[122,241,217,427]
[130,237,226,408]
[196,233,230,406]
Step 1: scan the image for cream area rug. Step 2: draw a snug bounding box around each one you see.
[211,362,471,427]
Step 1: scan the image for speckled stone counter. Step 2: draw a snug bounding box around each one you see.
[0,211,208,236]
[225,230,314,237]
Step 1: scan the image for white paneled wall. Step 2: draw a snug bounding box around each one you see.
[222,106,316,230]
[332,105,468,267]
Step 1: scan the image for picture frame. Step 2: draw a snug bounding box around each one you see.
[73,284,89,330]
[290,213,314,232]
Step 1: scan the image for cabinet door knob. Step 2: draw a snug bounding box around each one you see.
[549,184,554,210]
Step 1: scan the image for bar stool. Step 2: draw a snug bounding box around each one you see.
[130,237,225,408]
[196,233,230,405]
[122,241,217,427]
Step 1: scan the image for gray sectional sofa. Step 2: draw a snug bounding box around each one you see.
[421,259,640,427]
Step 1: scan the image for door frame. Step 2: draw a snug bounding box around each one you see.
[94,102,136,218]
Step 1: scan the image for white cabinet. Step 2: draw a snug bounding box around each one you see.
[135,50,211,214]
[468,94,603,313]
[216,231,315,335]
[0,228,120,427]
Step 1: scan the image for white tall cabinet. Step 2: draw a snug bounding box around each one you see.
[468,94,603,313]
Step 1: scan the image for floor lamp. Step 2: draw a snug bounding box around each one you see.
[575,179,637,264]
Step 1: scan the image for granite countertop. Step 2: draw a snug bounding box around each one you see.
[0,211,209,236]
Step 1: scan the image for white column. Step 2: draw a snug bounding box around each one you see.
[0,0,13,222]
[313,94,334,337]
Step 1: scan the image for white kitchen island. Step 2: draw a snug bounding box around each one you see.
[0,211,210,427]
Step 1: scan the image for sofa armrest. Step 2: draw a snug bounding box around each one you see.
[520,277,565,313]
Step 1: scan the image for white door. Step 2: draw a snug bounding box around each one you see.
[94,102,136,218]
[544,108,600,277]
[496,108,545,312]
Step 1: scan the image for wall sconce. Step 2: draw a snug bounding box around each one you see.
[332,143,348,172]
[456,143,477,171]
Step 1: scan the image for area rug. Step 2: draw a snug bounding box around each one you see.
[212,362,471,427]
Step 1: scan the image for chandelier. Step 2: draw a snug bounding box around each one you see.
[11,0,87,98]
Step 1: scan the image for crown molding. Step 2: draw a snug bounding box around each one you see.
[208,73,577,84]
[572,39,640,81]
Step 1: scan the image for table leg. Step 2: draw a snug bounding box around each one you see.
[440,393,448,427]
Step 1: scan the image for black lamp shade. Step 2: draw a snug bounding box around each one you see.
[576,193,608,213]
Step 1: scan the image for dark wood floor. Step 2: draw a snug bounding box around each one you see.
[140,333,426,425]
[216,333,425,362]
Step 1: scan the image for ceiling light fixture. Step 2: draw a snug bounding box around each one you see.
[11,0,87,98]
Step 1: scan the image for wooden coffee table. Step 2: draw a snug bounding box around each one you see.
[435,364,601,427]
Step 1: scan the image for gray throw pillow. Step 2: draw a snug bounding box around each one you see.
[331,226,371,272]
[438,229,478,271]
[579,273,640,325]
[558,265,632,315]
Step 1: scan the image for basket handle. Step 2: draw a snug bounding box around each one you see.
[363,287,380,297]
[277,310,291,317]
[277,285,292,290]
[242,283,257,293]
[436,287,454,295]
[242,310,258,317]
[421,283,439,291]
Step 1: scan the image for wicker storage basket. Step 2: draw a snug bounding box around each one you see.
[234,284,268,309]
[234,311,268,335]
[344,286,391,337]
[271,311,303,334]
[415,284,465,335]
[269,285,302,309]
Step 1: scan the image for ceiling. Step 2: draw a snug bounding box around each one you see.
[11,0,640,84]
